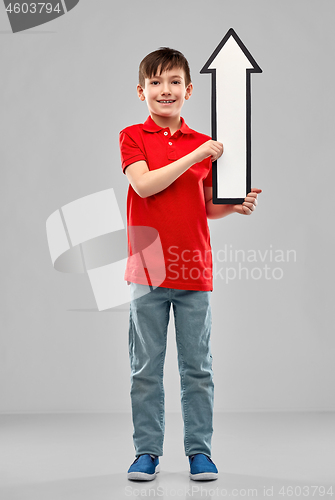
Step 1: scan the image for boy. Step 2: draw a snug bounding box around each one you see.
[119,47,261,481]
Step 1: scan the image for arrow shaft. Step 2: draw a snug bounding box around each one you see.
[216,67,248,199]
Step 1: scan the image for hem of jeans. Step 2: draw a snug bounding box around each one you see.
[135,452,161,458]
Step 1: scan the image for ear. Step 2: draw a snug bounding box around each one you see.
[184,82,193,100]
[137,84,145,101]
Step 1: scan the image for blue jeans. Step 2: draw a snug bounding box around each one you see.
[128,282,214,458]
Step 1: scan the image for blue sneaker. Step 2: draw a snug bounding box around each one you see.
[127,454,160,481]
[189,453,218,481]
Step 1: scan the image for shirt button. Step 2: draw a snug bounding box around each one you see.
[164,131,168,136]
[168,142,172,145]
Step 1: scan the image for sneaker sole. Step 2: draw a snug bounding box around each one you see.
[128,464,160,481]
[190,471,218,481]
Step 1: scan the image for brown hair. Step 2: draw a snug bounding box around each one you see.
[138,47,191,88]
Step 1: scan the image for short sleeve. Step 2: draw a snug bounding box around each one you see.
[119,131,147,173]
[203,157,213,187]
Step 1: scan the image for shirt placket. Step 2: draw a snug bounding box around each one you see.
[163,129,178,161]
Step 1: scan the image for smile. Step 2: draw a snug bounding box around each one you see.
[157,100,176,104]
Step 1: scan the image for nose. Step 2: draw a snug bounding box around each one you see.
[161,83,171,95]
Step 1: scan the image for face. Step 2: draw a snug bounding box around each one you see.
[137,66,193,120]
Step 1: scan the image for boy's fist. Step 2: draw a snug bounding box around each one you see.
[234,189,262,215]
[193,140,224,163]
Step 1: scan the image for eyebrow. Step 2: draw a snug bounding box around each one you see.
[150,75,184,79]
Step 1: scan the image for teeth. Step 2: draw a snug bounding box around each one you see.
[158,100,174,103]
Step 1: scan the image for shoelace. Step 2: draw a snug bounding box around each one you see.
[133,453,157,464]
[189,454,213,463]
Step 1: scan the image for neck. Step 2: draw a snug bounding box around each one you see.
[150,113,182,135]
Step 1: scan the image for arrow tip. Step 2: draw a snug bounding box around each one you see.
[200,28,262,74]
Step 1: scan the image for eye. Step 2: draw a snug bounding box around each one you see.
[172,81,181,84]
[151,81,159,85]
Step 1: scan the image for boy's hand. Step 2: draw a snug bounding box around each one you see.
[193,140,224,164]
[233,188,262,215]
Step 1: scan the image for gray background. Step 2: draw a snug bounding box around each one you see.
[1,0,334,414]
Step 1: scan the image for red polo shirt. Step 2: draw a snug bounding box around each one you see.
[119,115,213,291]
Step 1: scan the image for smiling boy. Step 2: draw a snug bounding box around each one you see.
[119,47,261,482]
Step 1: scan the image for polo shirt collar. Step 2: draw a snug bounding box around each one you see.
[143,115,193,134]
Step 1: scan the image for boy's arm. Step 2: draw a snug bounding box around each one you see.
[204,186,262,219]
[125,140,223,198]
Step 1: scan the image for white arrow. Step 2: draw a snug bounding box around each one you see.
[200,29,262,204]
